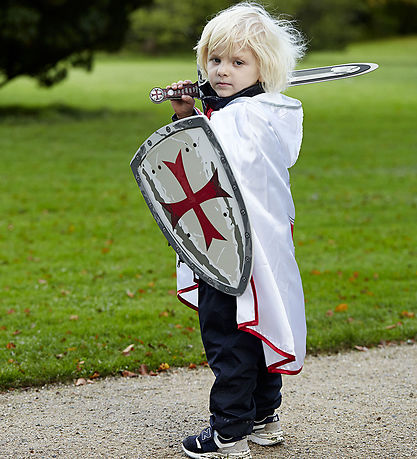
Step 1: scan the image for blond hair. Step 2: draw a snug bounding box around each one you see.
[195,2,305,93]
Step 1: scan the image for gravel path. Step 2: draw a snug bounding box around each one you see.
[1,343,416,459]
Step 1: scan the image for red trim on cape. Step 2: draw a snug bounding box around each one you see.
[177,283,199,311]
[268,364,303,375]
[237,276,302,375]
[237,277,259,327]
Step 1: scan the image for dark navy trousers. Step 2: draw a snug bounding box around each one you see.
[198,279,282,438]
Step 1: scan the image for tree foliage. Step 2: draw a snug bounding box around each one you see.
[127,0,417,54]
[283,0,417,50]
[281,0,367,51]
[126,0,233,54]
[0,0,151,88]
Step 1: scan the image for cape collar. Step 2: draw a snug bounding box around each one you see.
[200,81,265,113]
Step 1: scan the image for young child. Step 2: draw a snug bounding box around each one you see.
[168,3,306,458]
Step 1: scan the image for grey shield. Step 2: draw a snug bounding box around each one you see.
[130,115,253,296]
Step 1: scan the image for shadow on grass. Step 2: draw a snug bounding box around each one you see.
[0,103,145,124]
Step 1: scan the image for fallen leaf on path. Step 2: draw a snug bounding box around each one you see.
[400,310,415,318]
[354,345,368,352]
[75,378,87,386]
[122,344,135,356]
[188,363,197,369]
[158,362,170,372]
[335,303,348,312]
[122,370,138,378]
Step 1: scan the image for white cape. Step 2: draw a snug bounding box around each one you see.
[177,92,306,375]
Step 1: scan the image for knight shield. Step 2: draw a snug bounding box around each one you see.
[130,115,252,296]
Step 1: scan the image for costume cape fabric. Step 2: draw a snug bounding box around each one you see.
[176,90,306,375]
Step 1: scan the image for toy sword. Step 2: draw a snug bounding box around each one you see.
[149,62,378,104]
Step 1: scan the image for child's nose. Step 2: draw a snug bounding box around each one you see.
[217,62,230,76]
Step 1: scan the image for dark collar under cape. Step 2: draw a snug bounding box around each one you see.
[200,81,265,113]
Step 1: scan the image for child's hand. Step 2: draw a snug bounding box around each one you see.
[167,80,195,119]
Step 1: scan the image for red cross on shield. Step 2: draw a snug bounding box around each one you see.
[160,149,231,250]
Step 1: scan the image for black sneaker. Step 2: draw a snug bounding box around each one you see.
[182,426,252,458]
[248,413,284,446]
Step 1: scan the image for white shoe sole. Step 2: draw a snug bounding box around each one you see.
[182,443,252,458]
[248,431,284,446]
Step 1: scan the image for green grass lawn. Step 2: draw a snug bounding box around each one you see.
[1,37,416,389]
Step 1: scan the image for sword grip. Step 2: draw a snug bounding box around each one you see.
[149,82,200,104]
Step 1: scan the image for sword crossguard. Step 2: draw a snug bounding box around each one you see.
[149,82,200,104]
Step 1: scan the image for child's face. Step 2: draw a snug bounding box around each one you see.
[207,45,261,97]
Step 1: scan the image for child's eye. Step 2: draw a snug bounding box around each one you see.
[235,60,244,66]
[210,57,221,64]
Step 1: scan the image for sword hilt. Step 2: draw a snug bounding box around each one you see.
[149,82,200,104]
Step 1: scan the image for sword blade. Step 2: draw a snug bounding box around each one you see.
[289,63,379,86]
[149,62,379,103]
